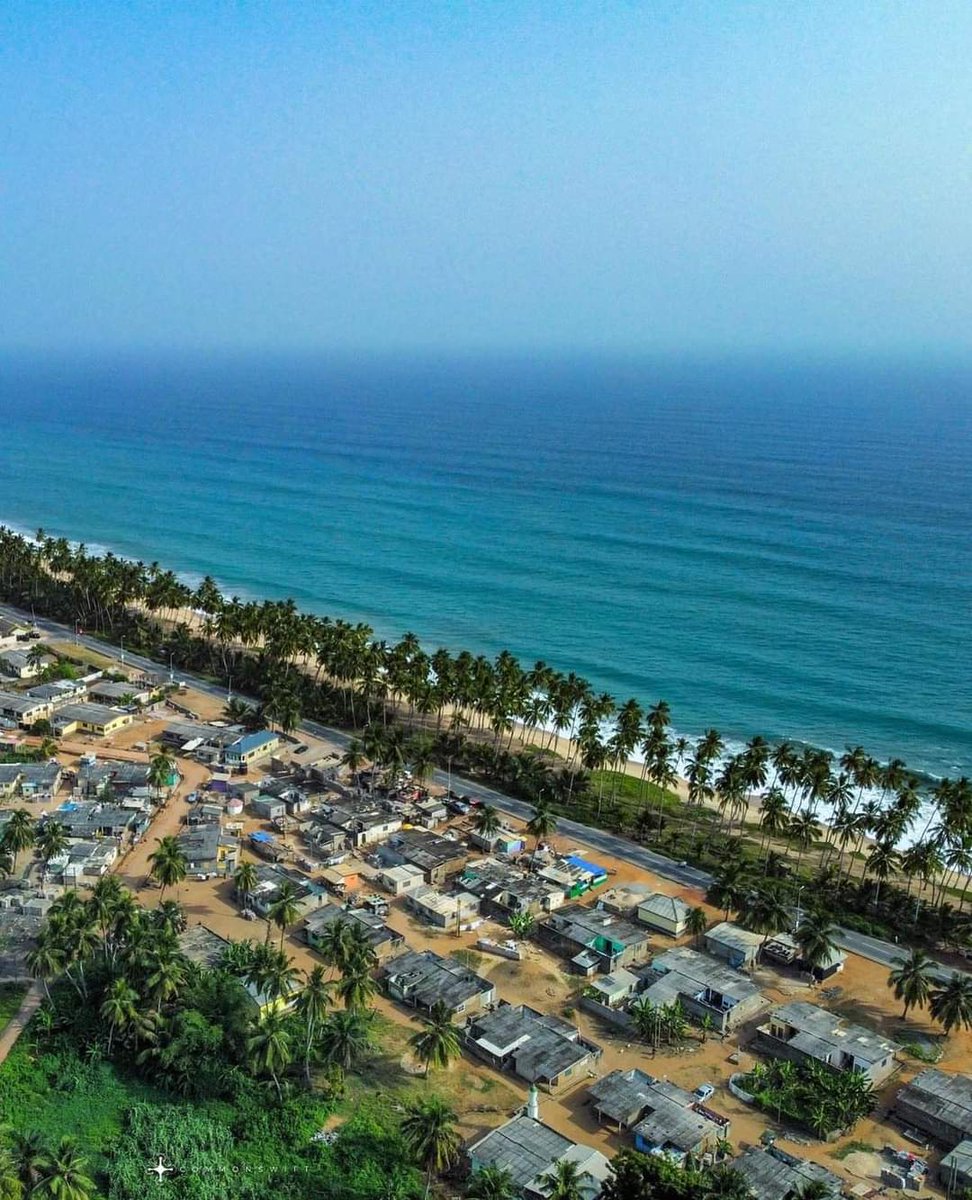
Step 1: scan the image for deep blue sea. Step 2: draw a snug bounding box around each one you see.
[1,354,969,779]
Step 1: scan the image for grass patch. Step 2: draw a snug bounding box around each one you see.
[450,948,483,971]
[47,640,122,672]
[830,1140,877,1160]
[589,771,679,810]
[0,982,28,1031]
[902,1039,943,1064]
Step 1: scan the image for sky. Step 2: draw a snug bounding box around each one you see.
[2,2,971,356]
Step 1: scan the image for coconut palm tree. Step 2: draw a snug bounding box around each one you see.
[9,1131,47,1196]
[295,965,333,1084]
[508,911,536,938]
[100,977,139,1053]
[147,748,176,800]
[465,1165,517,1200]
[268,882,301,949]
[147,836,187,899]
[738,887,790,953]
[0,1143,22,1200]
[334,963,376,1011]
[686,906,709,948]
[793,915,839,976]
[473,804,501,842]
[25,935,64,1003]
[317,1008,373,1072]
[247,1008,293,1102]
[35,821,68,872]
[930,973,972,1038]
[888,949,936,1018]
[409,1000,461,1076]
[401,1096,462,1199]
[233,861,258,910]
[526,800,557,868]
[539,1158,584,1200]
[0,810,34,875]
[33,1136,95,1200]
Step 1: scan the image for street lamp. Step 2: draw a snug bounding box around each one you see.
[120,637,125,665]
[227,675,233,703]
[168,653,175,683]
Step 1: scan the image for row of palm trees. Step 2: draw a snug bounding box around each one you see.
[2,526,970,933]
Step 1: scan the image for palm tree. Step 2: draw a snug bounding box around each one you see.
[686,906,709,947]
[0,1144,23,1200]
[930,973,972,1037]
[538,1158,584,1200]
[526,800,557,868]
[25,936,64,1002]
[9,1131,47,1196]
[739,887,789,953]
[1,810,34,875]
[473,804,501,843]
[466,1165,517,1200]
[793,915,839,977]
[100,977,139,1054]
[295,965,333,1083]
[268,882,301,949]
[234,860,258,910]
[334,963,376,1011]
[401,1096,462,1199]
[147,748,176,800]
[247,1008,293,1102]
[409,1000,461,1076]
[317,1009,373,1072]
[888,949,936,1018]
[147,836,187,899]
[34,1136,95,1200]
[146,953,187,1013]
[35,821,68,871]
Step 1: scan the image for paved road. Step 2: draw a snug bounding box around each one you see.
[2,601,964,982]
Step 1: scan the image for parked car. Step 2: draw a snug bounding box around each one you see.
[693,1083,715,1103]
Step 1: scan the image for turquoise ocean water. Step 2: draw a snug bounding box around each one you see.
[0,354,969,779]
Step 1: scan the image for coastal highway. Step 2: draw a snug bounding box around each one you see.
[1,601,963,983]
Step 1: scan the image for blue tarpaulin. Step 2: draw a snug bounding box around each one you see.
[566,854,608,879]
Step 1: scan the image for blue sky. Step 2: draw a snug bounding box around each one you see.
[2,2,971,354]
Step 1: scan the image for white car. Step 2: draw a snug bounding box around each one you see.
[693,1083,715,1103]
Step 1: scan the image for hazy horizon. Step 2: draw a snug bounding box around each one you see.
[3,2,972,357]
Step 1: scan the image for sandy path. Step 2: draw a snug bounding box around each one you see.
[0,983,43,1065]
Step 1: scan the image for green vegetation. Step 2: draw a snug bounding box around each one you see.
[0,982,28,1031]
[740,1059,878,1139]
[830,1140,877,1161]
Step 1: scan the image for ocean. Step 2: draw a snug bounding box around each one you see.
[1,352,969,780]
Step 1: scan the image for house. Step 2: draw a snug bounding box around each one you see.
[78,760,153,796]
[731,1146,844,1200]
[755,1001,900,1085]
[538,855,607,901]
[304,903,405,961]
[704,921,764,968]
[53,702,134,737]
[175,825,238,876]
[0,617,29,648]
[940,1141,972,1192]
[378,863,426,896]
[320,861,360,895]
[894,1069,972,1148]
[412,796,448,828]
[251,795,287,821]
[595,883,653,918]
[378,830,467,885]
[315,800,402,848]
[468,1107,611,1200]
[26,679,88,707]
[407,885,480,929]
[585,967,641,1010]
[87,679,154,706]
[637,946,767,1033]
[59,839,120,882]
[45,801,138,839]
[637,893,692,937]
[248,829,288,862]
[0,649,43,679]
[462,1003,601,1094]
[0,765,21,799]
[461,857,566,918]
[249,864,327,919]
[589,1070,730,1162]
[177,925,291,1013]
[381,948,495,1016]
[223,730,281,768]
[19,762,62,799]
[0,690,53,727]
[762,932,847,980]
[537,904,650,975]
[470,825,525,855]
[185,803,224,827]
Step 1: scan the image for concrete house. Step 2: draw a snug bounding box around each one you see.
[53,702,134,737]
[637,892,692,937]
[176,825,238,877]
[45,801,138,839]
[0,690,53,727]
[638,946,767,1033]
[377,863,426,896]
[940,1141,972,1192]
[595,883,653,918]
[589,1070,730,1163]
[461,857,566,919]
[59,839,120,882]
[756,1001,900,1086]
[894,1070,972,1148]
[585,967,641,1010]
[731,1146,844,1200]
[87,679,154,706]
[19,762,62,799]
[463,1003,602,1094]
[223,730,281,768]
[763,931,847,980]
[470,825,525,855]
[0,765,22,799]
[78,761,152,796]
[304,903,405,962]
[407,885,481,929]
[381,948,495,1016]
[468,1109,610,1200]
[0,649,42,679]
[537,904,650,975]
[378,830,467,885]
[704,921,764,968]
[249,864,327,919]
[26,680,88,707]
